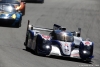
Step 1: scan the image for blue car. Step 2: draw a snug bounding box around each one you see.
[0,3,22,27]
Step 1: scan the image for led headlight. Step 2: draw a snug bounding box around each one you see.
[11,14,16,19]
[45,45,50,49]
[83,50,87,54]
[43,45,50,49]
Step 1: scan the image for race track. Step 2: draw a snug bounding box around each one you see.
[0,0,100,67]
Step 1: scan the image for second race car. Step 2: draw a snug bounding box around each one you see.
[0,0,26,15]
[24,20,94,62]
[0,3,22,27]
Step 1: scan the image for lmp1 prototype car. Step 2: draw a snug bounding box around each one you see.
[0,3,22,27]
[0,0,26,15]
[24,20,94,62]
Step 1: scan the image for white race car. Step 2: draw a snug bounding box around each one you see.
[24,20,94,62]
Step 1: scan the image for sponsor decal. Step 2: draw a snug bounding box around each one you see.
[42,34,50,40]
[85,41,90,46]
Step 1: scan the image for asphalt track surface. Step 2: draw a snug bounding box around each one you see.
[0,0,100,67]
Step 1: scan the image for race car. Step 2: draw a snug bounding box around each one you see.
[0,0,26,15]
[25,0,44,3]
[24,20,94,62]
[0,3,22,27]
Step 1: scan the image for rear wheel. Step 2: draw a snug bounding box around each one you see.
[26,46,30,51]
[24,32,30,51]
[25,36,32,51]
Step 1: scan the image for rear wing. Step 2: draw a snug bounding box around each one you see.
[27,20,53,32]
[26,20,81,36]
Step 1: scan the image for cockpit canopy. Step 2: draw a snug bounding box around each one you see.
[51,30,74,42]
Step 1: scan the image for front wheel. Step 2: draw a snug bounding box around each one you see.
[82,58,92,63]
[85,58,92,62]
[34,39,46,56]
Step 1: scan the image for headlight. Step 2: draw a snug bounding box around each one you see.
[43,45,50,49]
[11,14,16,19]
[45,45,50,49]
[83,50,87,54]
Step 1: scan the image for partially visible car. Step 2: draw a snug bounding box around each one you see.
[0,3,22,27]
[25,0,44,3]
[0,0,26,15]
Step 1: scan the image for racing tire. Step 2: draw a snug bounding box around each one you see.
[25,34,31,51]
[25,33,30,51]
[34,43,40,55]
[34,38,46,56]
[85,58,92,63]
[26,46,30,51]
[35,49,46,57]
[35,47,46,56]
[82,58,92,63]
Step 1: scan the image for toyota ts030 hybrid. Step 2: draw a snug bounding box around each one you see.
[24,20,94,62]
[0,4,22,27]
[0,0,26,15]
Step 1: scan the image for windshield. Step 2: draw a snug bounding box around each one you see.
[0,4,16,12]
[0,0,20,4]
[55,31,74,42]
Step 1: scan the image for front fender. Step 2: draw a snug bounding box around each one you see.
[79,41,94,59]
